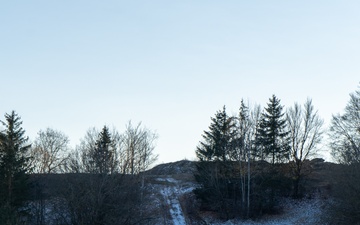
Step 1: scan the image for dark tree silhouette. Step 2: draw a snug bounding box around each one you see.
[327,86,360,224]
[287,99,323,198]
[70,126,118,174]
[330,86,360,164]
[0,111,32,224]
[196,106,236,162]
[92,126,115,174]
[257,95,290,164]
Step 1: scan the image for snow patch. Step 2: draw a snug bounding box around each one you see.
[156,177,178,183]
[157,177,195,225]
[160,186,186,225]
[206,197,327,225]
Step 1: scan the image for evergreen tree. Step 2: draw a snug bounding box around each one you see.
[196,106,236,161]
[195,106,238,219]
[91,126,115,174]
[0,111,32,223]
[257,95,290,164]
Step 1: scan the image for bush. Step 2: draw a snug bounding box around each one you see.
[326,163,360,224]
[194,161,292,220]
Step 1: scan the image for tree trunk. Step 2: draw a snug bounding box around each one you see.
[247,150,251,218]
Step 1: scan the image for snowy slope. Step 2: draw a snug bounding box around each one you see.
[145,175,195,225]
[158,178,192,225]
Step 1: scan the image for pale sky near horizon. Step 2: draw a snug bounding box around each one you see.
[1,1,359,164]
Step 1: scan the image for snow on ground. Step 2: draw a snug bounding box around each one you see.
[156,177,178,183]
[154,176,327,225]
[207,197,326,225]
[148,160,328,225]
[155,176,195,225]
[160,186,186,225]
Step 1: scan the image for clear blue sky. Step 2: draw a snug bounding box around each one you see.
[1,1,359,163]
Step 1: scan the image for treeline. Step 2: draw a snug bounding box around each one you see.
[194,86,360,224]
[2,84,360,224]
[194,95,322,219]
[30,122,157,175]
[0,115,158,225]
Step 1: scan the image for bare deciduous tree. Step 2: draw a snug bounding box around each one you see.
[63,174,141,225]
[60,122,158,225]
[250,104,262,161]
[287,99,323,197]
[67,127,120,174]
[120,121,158,174]
[235,100,258,218]
[330,87,360,164]
[31,128,70,173]
[67,122,158,175]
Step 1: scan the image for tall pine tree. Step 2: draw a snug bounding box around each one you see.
[195,106,237,219]
[196,106,236,161]
[91,126,115,174]
[257,95,290,164]
[0,111,32,223]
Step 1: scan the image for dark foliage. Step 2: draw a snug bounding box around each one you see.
[256,95,290,164]
[326,85,360,224]
[194,161,240,219]
[194,161,292,220]
[326,163,360,225]
[91,126,116,174]
[251,163,292,215]
[0,111,32,224]
[27,173,144,225]
[65,174,140,225]
[196,106,236,162]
